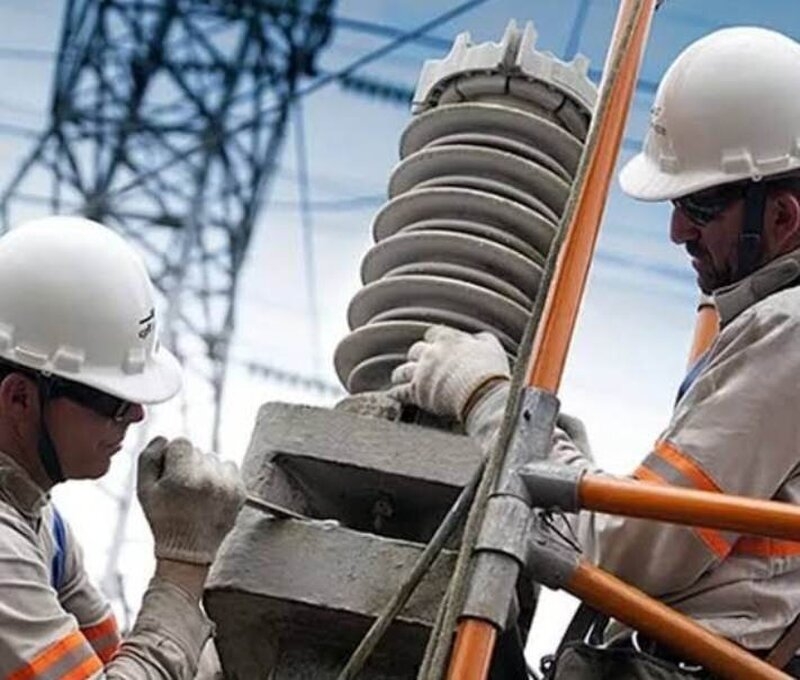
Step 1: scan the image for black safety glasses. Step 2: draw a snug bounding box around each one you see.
[48,377,134,422]
[671,182,749,226]
[0,359,134,422]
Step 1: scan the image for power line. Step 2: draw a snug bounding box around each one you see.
[564,0,592,61]
[293,98,323,375]
[334,14,452,51]
[268,193,384,212]
[0,46,54,61]
[0,8,453,65]
[235,358,343,397]
[9,188,385,215]
[335,72,415,104]
[0,121,43,138]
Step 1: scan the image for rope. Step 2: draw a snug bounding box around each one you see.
[336,462,483,679]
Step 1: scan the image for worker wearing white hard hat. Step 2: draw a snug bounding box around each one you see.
[392,26,800,677]
[0,216,245,678]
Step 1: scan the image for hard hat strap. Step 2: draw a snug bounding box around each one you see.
[36,377,65,484]
[739,182,768,278]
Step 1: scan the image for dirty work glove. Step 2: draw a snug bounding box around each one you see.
[137,437,246,565]
[390,326,511,422]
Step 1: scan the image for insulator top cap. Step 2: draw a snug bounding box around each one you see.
[412,20,597,115]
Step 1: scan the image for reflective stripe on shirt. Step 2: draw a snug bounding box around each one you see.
[7,630,102,680]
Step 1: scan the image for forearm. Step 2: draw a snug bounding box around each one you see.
[463,378,510,452]
[155,559,209,600]
[106,566,213,679]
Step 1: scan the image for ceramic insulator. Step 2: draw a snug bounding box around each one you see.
[335,21,598,394]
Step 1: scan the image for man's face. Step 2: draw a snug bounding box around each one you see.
[670,185,748,293]
[45,396,145,479]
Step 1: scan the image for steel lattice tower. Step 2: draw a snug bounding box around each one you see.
[0,0,334,449]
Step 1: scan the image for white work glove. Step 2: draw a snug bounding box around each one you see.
[390,326,511,422]
[137,437,246,565]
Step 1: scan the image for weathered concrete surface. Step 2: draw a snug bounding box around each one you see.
[334,391,404,421]
[244,402,483,541]
[205,507,457,679]
[206,403,488,677]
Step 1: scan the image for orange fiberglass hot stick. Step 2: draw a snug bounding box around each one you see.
[445,1,658,678]
[580,474,800,541]
[687,294,720,366]
[526,0,656,393]
[566,561,788,679]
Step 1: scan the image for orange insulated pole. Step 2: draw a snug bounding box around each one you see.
[580,474,800,541]
[567,561,789,679]
[526,0,656,393]
[687,294,720,367]
[447,1,658,678]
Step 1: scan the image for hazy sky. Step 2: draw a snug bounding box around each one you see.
[1,0,797,667]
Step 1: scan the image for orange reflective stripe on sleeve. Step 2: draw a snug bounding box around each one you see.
[694,524,735,559]
[733,536,800,558]
[634,442,733,559]
[8,630,102,680]
[62,654,104,680]
[654,440,722,493]
[633,464,664,484]
[82,614,121,664]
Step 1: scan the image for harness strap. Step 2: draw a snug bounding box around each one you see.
[36,377,64,484]
[766,613,800,669]
[676,351,711,404]
[739,182,768,278]
[51,507,67,591]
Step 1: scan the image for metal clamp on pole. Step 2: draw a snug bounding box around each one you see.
[519,461,585,513]
[496,387,560,498]
[461,496,533,628]
[460,387,560,629]
[527,516,582,590]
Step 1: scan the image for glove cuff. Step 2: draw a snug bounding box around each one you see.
[154,529,216,565]
[458,374,510,422]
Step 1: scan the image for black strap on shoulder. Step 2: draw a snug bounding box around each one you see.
[739,182,768,279]
[767,612,800,670]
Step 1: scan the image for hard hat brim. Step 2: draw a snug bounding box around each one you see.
[619,152,733,202]
[78,346,184,405]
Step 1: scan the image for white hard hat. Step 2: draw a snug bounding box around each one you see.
[620,27,800,201]
[0,216,181,404]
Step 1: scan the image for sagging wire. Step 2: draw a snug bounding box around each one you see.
[539,509,582,554]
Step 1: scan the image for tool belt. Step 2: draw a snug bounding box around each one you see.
[544,604,800,680]
[541,640,710,680]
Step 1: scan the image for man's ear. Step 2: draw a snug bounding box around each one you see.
[767,189,800,252]
[0,373,37,419]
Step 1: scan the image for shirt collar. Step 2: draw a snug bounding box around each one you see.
[0,450,49,518]
[714,247,800,326]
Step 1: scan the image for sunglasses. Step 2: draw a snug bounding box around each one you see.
[0,360,134,422]
[671,182,749,226]
[48,377,135,422]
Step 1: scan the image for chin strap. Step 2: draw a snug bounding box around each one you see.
[739,182,768,278]
[36,377,64,484]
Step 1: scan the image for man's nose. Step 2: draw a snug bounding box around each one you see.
[125,403,146,424]
[670,205,701,245]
